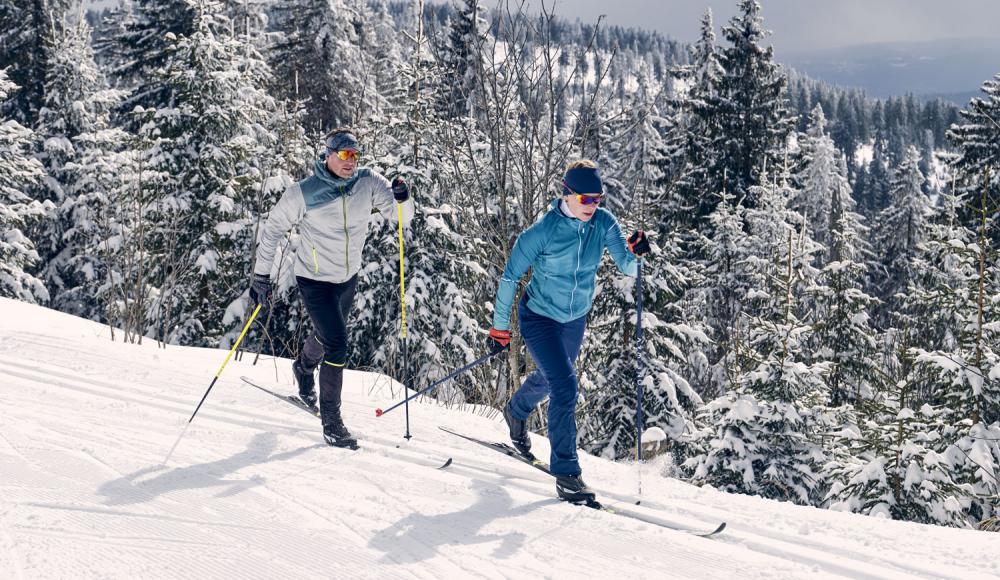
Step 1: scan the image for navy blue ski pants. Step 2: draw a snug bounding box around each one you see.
[508,295,587,476]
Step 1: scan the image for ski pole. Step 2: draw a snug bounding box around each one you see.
[162,304,262,464]
[397,201,412,439]
[635,258,645,498]
[375,348,507,417]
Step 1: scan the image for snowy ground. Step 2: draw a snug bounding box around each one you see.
[1,298,997,579]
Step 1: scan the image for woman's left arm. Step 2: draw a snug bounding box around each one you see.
[603,213,639,277]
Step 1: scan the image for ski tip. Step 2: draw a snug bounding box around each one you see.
[635,500,641,505]
[375,408,383,417]
[438,457,454,469]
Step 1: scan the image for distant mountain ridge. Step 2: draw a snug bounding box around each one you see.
[781,37,1000,103]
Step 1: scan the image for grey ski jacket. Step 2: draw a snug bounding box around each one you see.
[254,167,415,283]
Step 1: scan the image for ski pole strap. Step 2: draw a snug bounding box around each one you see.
[375,348,506,417]
[397,203,407,339]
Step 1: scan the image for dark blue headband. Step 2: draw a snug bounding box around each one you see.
[324,132,362,157]
[562,166,604,196]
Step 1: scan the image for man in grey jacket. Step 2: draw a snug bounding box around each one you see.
[249,128,414,448]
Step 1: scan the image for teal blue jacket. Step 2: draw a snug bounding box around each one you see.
[492,199,638,330]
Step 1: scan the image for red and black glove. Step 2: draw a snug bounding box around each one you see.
[487,328,511,354]
[627,230,651,257]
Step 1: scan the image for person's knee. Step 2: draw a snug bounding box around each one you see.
[323,352,346,367]
[547,376,578,407]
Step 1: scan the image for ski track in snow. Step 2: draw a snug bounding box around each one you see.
[1,299,998,579]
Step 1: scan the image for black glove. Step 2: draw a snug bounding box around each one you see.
[249,273,272,306]
[487,328,511,355]
[627,230,651,257]
[391,176,410,202]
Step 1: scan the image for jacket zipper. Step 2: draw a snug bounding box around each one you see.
[569,224,583,317]
[342,197,350,273]
[312,246,319,274]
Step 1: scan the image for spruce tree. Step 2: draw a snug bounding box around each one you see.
[0,0,70,123]
[947,72,1000,242]
[0,69,50,302]
[684,180,830,506]
[792,104,851,265]
[825,395,967,527]
[871,147,930,326]
[809,173,879,407]
[137,1,278,346]
[32,17,124,317]
[712,0,794,205]
[97,0,197,114]
[269,0,365,132]
[668,8,723,224]
[438,0,489,117]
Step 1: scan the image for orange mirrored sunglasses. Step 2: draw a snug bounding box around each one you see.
[562,181,604,205]
[335,149,360,162]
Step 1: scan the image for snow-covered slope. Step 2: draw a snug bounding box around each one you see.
[1,298,996,579]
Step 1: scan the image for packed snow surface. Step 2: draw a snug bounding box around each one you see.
[1,298,997,579]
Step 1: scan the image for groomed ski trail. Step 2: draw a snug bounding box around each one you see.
[2,298,997,580]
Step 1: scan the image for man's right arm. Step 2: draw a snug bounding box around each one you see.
[253,184,306,276]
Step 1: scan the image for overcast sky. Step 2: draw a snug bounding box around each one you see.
[443,0,1000,54]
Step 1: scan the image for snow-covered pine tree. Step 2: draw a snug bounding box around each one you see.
[437,0,489,118]
[0,69,50,302]
[801,107,880,407]
[825,394,967,527]
[668,7,724,224]
[62,124,144,334]
[32,16,125,318]
[907,178,1000,426]
[96,0,197,115]
[870,146,930,327]
[0,0,70,124]
[358,0,403,123]
[791,104,852,265]
[136,1,279,346]
[684,180,830,506]
[946,72,1000,208]
[268,0,366,133]
[856,131,892,219]
[712,0,794,205]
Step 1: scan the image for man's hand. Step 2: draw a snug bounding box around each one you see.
[249,273,272,306]
[391,176,410,202]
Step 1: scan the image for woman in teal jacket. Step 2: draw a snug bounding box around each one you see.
[486,159,650,503]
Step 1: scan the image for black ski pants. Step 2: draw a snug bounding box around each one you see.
[296,275,358,419]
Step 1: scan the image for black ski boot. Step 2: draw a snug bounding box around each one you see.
[556,474,596,504]
[503,403,534,458]
[292,360,317,408]
[322,413,358,449]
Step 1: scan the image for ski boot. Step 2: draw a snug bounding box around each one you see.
[292,360,318,409]
[503,403,534,459]
[556,474,596,504]
[322,413,358,450]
